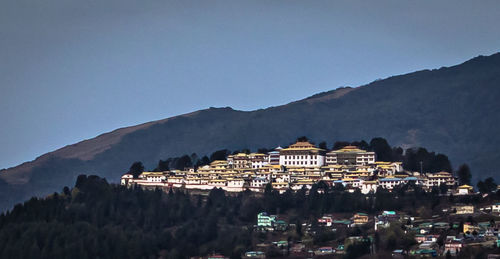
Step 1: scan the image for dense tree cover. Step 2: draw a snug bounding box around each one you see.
[2,174,500,259]
[129,162,144,178]
[0,176,252,259]
[153,155,193,171]
[403,148,452,173]
[232,149,251,155]
[369,138,394,162]
[296,136,309,142]
[457,164,472,185]
[210,149,231,162]
[477,177,497,194]
[374,223,416,252]
[344,239,371,259]
[330,138,452,173]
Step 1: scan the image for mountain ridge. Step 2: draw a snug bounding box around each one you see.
[1,52,499,211]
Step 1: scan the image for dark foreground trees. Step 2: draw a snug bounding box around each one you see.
[2,174,495,259]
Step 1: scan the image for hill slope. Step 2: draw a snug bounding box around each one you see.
[1,53,500,211]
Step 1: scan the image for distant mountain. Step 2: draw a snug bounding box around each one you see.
[1,53,500,211]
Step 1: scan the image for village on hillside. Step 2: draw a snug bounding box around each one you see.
[118,141,500,257]
[121,140,474,196]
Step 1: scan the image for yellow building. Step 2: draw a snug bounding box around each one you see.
[463,223,480,234]
[352,213,369,225]
[326,146,375,166]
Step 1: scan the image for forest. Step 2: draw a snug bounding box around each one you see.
[1,173,499,259]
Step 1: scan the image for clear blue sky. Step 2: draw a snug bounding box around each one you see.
[1,0,500,169]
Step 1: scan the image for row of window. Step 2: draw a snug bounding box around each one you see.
[283,161,318,165]
[282,155,319,159]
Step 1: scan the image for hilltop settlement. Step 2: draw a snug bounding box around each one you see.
[2,139,500,259]
[114,140,500,258]
[121,140,466,195]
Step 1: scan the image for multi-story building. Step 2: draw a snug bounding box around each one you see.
[229,153,252,169]
[425,171,456,188]
[268,146,282,165]
[326,146,375,166]
[251,177,269,188]
[227,178,245,189]
[257,212,276,228]
[279,141,325,167]
[374,162,403,176]
[139,172,166,183]
[378,177,403,190]
[249,153,269,169]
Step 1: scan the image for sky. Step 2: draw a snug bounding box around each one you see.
[1,0,500,169]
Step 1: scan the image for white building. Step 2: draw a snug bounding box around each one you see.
[279,141,325,167]
[361,180,378,194]
[268,147,282,165]
[492,203,500,213]
[425,171,455,188]
[139,172,166,183]
[121,173,134,185]
[167,176,184,185]
[375,162,403,176]
[457,185,473,195]
[229,153,251,169]
[249,153,269,169]
[378,177,403,190]
[251,177,269,188]
[227,178,245,188]
[208,179,227,188]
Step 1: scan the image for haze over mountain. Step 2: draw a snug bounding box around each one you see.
[1,53,500,211]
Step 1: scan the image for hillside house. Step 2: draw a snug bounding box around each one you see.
[457,185,474,195]
[492,203,500,213]
[352,213,369,225]
[452,205,474,215]
[257,212,276,230]
[444,240,463,256]
[318,215,333,227]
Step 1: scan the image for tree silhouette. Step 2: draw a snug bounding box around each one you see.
[457,164,472,185]
[129,162,144,178]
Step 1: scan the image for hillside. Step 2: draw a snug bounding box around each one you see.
[1,53,500,211]
[4,175,499,258]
